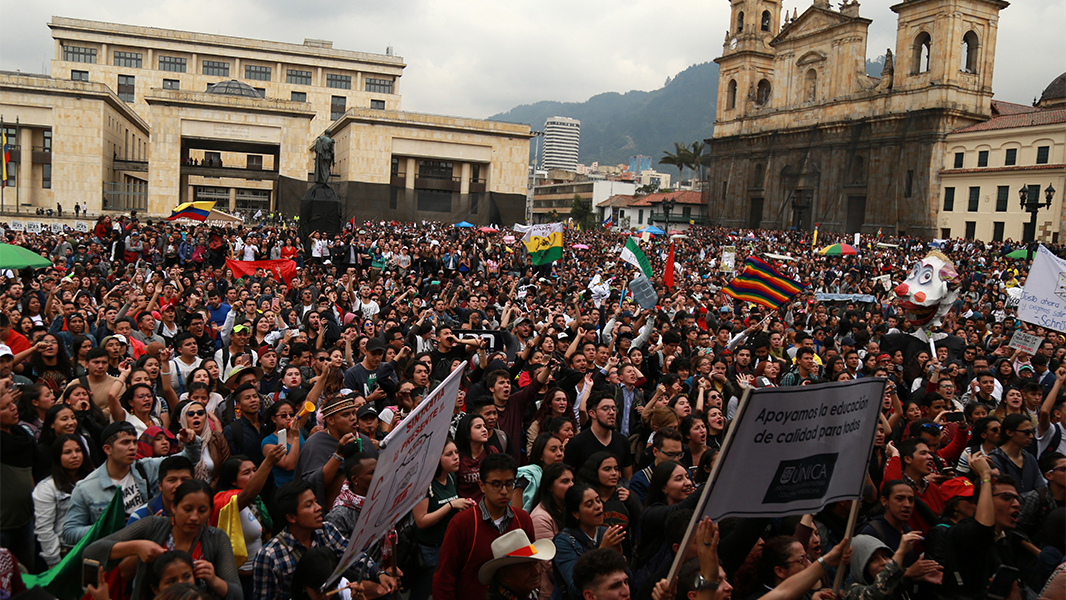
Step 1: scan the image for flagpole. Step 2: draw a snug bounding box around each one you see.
[15,117,19,214]
[1,113,5,214]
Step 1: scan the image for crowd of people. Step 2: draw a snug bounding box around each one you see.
[0,211,1063,600]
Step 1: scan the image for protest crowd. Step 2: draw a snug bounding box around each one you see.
[0,211,1063,600]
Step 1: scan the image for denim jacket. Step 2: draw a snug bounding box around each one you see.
[62,436,201,545]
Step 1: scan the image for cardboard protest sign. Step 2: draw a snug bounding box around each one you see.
[1018,245,1066,333]
[1008,330,1042,355]
[326,361,466,586]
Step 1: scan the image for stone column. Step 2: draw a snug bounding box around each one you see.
[229,187,236,213]
[405,158,415,190]
[19,126,33,210]
[460,163,471,194]
[188,185,195,204]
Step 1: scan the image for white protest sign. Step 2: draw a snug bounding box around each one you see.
[871,275,892,292]
[1018,245,1066,332]
[699,378,884,521]
[50,222,63,233]
[327,361,466,586]
[720,246,736,273]
[854,232,860,246]
[9,221,23,232]
[75,221,90,233]
[1008,330,1042,355]
[26,222,41,234]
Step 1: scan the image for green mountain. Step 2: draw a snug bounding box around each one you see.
[488,61,720,168]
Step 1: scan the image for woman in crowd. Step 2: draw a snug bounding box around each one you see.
[529,463,574,600]
[634,460,700,587]
[578,452,641,560]
[993,387,1027,421]
[551,482,626,600]
[182,368,226,417]
[178,394,229,484]
[455,412,495,501]
[411,438,473,600]
[32,433,92,567]
[680,414,710,470]
[705,406,727,451]
[260,399,303,488]
[956,416,1001,477]
[84,479,241,600]
[515,433,566,511]
[526,387,577,454]
[17,383,55,440]
[109,381,163,437]
[18,334,74,395]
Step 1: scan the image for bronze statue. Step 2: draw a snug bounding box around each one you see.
[313,133,335,185]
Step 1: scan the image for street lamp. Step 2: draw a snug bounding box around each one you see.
[661,196,676,228]
[1019,183,1056,243]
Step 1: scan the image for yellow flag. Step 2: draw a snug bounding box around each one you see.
[218,495,247,566]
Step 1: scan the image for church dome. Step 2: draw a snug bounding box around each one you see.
[1037,72,1065,108]
[205,80,264,99]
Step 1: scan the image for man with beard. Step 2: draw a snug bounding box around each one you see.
[565,394,634,480]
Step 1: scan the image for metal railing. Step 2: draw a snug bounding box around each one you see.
[650,212,707,224]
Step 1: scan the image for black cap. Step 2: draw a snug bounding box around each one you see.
[357,405,379,420]
[365,337,386,353]
[101,421,136,443]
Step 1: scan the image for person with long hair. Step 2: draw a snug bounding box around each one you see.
[110,380,163,437]
[956,416,1001,477]
[705,406,727,451]
[753,359,781,387]
[989,413,1045,494]
[32,434,93,567]
[454,412,497,501]
[37,403,93,463]
[552,482,626,600]
[177,392,229,484]
[260,400,303,488]
[529,463,574,600]
[72,334,94,377]
[634,460,699,584]
[733,535,849,600]
[526,387,578,454]
[411,438,474,600]
[514,433,566,511]
[680,414,710,470]
[16,382,54,440]
[84,479,241,600]
[212,449,283,599]
[181,367,225,417]
[992,387,1027,421]
[576,452,641,558]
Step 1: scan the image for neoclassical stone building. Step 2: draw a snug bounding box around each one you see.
[704,0,1009,237]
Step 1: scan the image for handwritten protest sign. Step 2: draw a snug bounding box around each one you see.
[1018,245,1066,333]
[1008,330,1042,355]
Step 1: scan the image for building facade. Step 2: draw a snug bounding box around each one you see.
[541,117,580,172]
[531,179,634,223]
[599,190,707,231]
[938,100,1065,242]
[704,0,1009,237]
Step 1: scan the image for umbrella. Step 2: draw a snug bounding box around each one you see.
[1006,248,1035,260]
[478,226,498,233]
[0,244,53,269]
[455,221,475,228]
[572,244,590,250]
[819,243,858,256]
[638,226,665,235]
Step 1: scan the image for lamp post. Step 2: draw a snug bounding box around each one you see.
[1019,183,1056,243]
[661,196,676,230]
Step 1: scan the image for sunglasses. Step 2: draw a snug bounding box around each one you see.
[187,409,205,417]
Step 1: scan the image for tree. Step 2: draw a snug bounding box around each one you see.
[689,141,706,189]
[570,194,593,229]
[635,183,659,196]
[660,142,689,185]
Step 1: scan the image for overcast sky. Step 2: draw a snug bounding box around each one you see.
[1,0,1063,120]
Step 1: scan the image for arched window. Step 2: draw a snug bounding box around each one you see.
[753,163,765,188]
[804,69,817,102]
[737,11,745,33]
[756,79,772,106]
[726,79,738,110]
[761,11,771,32]
[962,31,979,73]
[913,32,931,74]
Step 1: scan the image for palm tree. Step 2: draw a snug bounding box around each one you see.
[660,142,689,187]
[688,141,706,189]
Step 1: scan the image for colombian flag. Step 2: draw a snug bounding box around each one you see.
[168,201,216,221]
[1,130,10,188]
[723,256,805,310]
[520,222,564,265]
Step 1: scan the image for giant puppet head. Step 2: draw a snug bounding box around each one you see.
[893,250,961,329]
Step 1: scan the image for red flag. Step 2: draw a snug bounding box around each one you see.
[664,241,675,288]
[226,259,298,287]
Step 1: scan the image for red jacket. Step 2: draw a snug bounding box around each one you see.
[881,456,946,533]
[432,505,534,600]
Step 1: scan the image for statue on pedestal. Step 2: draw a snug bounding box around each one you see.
[314,133,335,185]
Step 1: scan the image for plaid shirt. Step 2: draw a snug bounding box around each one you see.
[253,521,351,600]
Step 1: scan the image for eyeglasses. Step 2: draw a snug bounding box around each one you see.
[659,450,685,459]
[485,479,516,491]
[1048,466,1066,474]
[993,492,1022,503]
[1014,429,1035,437]
[187,409,205,417]
[784,555,812,567]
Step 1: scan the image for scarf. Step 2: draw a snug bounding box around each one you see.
[332,481,365,511]
[180,403,213,482]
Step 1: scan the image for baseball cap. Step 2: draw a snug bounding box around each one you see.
[0,345,12,359]
[941,476,975,500]
[102,334,128,347]
[365,338,386,353]
[357,405,379,420]
[841,337,856,347]
[877,353,892,362]
[258,345,277,357]
[101,421,137,443]
[232,324,250,334]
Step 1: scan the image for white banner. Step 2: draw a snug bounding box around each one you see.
[50,222,63,233]
[1008,330,1042,355]
[9,221,24,232]
[26,222,41,234]
[699,378,885,521]
[720,246,736,273]
[1018,245,1066,333]
[854,232,860,246]
[327,361,467,585]
[74,221,90,233]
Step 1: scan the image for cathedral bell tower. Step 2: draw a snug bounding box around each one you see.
[715,0,781,127]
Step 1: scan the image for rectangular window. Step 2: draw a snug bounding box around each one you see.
[995,186,1009,212]
[158,56,187,73]
[992,222,1004,242]
[943,187,955,211]
[941,228,951,239]
[204,152,221,167]
[905,170,914,198]
[1036,146,1050,164]
[967,186,980,212]
[953,152,964,169]
[63,46,97,63]
[1005,148,1017,166]
[370,99,386,110]
[978,151,988,167]
[114,51,142,68]
[291,91,307,102]
[117,75,135,102]
[391,157,400,177]
[682,206,692,219]
[202,60,230,77]
[71,70,89,81]
[965,221,976,240]
[244,65,271,81]
[42,164,51,189]
[365,78,393,94]
[330,96,346,121]
[638,209,644,225]
[42,131,52,152]
[286,69,312,85]
[162,79,180,90]
[326,74,351,89]
[247,155,263,170]
[418,160,454,180]
[253,87,266,97]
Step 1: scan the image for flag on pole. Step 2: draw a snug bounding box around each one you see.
[167,201,216,221]
[811,223,819,249]
[1,130,10,189]
[520,223,564,265]
[664,241,676,288]
[602,213,613,228]
[723,256,806,310]
[877,227,883,240]
[620,237,652,278]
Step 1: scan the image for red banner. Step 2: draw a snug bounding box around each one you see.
[225,259,298,287]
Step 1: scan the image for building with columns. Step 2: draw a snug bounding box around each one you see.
[0,17,530,224]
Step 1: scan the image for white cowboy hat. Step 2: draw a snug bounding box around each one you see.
[477,529,556,585]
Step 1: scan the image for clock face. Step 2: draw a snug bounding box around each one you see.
[730,37,738,50]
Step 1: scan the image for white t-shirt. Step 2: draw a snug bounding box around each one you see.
[238,506,263,571]
[243,245,258,261]
[112,471,146,516]
[1037,422,1066,457]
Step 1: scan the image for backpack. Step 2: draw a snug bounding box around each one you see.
[191,245,206,264]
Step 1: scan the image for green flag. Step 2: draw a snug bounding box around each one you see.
[24,489,126,599]
[620,237,652,278]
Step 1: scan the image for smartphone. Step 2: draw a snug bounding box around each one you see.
[986,565,1019,600]
[276,429,287,449]
[82,558,100,590]
[944,412,966,423]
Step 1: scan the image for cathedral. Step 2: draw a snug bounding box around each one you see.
[703,0,1009,237]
